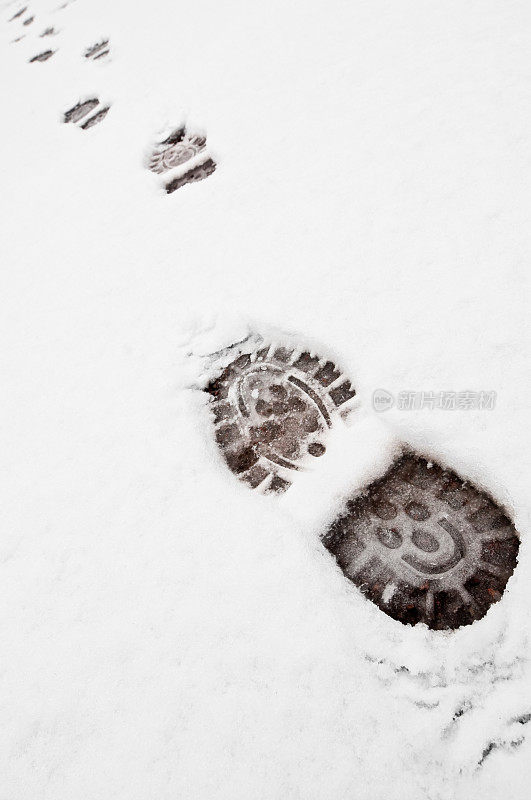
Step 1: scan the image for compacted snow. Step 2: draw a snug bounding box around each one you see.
[1,0,530,798]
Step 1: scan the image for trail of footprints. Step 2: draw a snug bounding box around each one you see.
[4,3,217,194]
[8,3,108,62]
[8,2,60,56]
[204,337,520,631]
[4,4,522,629]
[6,3,216,191]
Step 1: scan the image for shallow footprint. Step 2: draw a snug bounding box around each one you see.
[9,6,27,21]
[29,49,55,62]
[148,125,216,193]
[84,39,109,60]
[323,453,520,630]
[63,98,110,129]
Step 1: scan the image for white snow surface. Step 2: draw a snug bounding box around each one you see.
[1,0,530,797]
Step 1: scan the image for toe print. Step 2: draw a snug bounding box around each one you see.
[323,454,519,629]
[148,126,216,194]
[205,340,356,493]
[64,98,110,129]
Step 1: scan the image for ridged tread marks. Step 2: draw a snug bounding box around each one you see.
[205,344,356,493]
[85,40,109,60]
[323,454,519,630]
[9,7,27,21]
[147,126,216,193]
[149,127,207,174]
[63,99,109,129]
[29,49,54,62]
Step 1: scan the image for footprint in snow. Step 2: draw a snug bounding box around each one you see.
[323,453,519,631]
[63,98,110,129]
[202,331,520,631]
[29,49,55,61]
[8,6,27,21]
[203,335,357,494]
[84,39,110,60]
[147,126,217,193]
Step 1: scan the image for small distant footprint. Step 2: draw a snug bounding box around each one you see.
[7,6,216,194]
[84,39,109,61]
[7,3,67,60]
[64,98,110,129]
[148,127,206,172]
[29,49,55,62]
[147,126,216,194]
[9,6,27,21]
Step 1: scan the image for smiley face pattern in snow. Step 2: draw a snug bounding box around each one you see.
[323,454,519,629]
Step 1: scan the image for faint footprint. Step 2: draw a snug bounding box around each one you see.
[84,39,109,61]
[29,49,55,62]
[476,713,530,768]
[9,6,27,21]
[147,125,216,193]
[64,98,110,129]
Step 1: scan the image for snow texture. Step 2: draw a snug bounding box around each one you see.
[1,0,530,798]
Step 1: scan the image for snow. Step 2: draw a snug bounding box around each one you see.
[1,0,530,797]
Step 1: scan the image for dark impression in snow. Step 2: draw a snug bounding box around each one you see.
[29,49,55,62]
[165,158,217,193]
[323,454,519,630]
[148,127,207,174]
[205,344,356,493]
[147,126,215,192]
[9,7,27,20]
[85,40,110,60]
[63,99,110,129]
